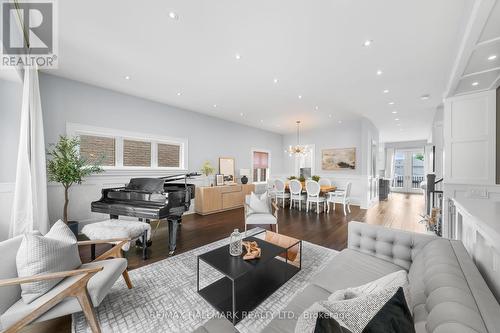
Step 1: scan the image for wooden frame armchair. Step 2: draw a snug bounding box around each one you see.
[0,237,132,333]
[244,194,280,234]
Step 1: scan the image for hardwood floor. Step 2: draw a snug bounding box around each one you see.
[21,193,425,333]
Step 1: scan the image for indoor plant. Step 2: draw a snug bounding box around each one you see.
[312,175,320,182]
[288,176,297,180]
[200,161,215,186]
[47,136,103,235]
[298,175,306,182]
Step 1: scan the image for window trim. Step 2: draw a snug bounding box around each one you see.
[66,123,188,173]
[251,148,271,184]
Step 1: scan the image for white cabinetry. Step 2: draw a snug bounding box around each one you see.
[444,90,496,185]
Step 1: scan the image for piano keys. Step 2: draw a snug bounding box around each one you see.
[91,173,198,255]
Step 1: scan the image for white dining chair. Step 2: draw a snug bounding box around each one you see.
[289,179,306,211]
[274,179,290,208]
[267,178,276,198]
[318,178,331,187]
[327,182,352,215]
[306,180,326,214]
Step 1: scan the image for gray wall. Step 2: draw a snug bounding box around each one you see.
[40,73,284,175]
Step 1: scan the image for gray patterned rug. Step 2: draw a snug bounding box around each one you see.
[72,229,338,333]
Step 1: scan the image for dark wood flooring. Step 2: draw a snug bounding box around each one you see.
[22,193,425,333]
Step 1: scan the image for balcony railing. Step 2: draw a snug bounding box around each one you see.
[392,175,425,189]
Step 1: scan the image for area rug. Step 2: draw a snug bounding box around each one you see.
[72,229,338,333]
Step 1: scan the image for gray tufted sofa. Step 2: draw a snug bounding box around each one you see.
[194,221,500,333]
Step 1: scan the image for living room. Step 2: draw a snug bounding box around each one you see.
[0,1,499,333]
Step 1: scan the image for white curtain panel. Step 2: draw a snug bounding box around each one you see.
[384,148,395,179]
[9,67,49,237]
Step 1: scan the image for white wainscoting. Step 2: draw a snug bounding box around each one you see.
[0,183,15,241]
[444,183,500,302]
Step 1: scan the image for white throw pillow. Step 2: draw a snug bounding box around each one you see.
[16,220,82,303]
[248,191,270,214]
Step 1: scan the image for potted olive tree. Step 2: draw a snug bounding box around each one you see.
[47,136,103,236]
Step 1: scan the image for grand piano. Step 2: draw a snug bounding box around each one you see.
[91,173,198,255]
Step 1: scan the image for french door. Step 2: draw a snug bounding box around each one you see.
[392,149,425,194]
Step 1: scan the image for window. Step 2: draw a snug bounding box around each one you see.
[158,143,180,168]
[252,151,269,183]
[80,135,115,166]
[67,123,187,171]
[123,140,151,167]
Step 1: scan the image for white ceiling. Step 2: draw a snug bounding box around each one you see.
[44,0,475,142]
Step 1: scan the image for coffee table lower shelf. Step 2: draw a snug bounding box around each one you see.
[198,257,299,324]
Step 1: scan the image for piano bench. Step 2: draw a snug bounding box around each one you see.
[82,219,152,260]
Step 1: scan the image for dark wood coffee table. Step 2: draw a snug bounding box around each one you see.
[197,230,302,324]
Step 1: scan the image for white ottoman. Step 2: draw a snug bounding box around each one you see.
[82,219,151,259]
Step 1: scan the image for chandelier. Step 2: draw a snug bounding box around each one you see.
[288,121,310,157]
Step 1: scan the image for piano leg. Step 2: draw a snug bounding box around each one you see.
[167,219,178,255]
[142,229,148,260]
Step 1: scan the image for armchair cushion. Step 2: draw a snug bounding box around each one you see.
[16,220,82,303]
[0,258,127,330]
[248,191,270,214]
[245,213,277,225]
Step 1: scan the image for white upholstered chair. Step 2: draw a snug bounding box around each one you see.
[266,178,276,198]
[327,182,352,215]
[0,236,132,333]
[318,178,331,187]
[306,180,326,214]
[289,179,306,211]
[244,194,279,234]
[274,179,290,208]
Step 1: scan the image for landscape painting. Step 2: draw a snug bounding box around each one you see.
[322,148,356,170]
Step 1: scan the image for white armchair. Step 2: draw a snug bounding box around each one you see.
[289,179,306,211]
[306,180,326,214]
[244,194,279,234]
[0,236,132,333]
[327,182,352,215]
[274,179,290,208]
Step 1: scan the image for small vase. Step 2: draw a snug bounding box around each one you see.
[241,175,248,184]
[229,229,243,256]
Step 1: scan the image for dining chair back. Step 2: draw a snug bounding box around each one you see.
[274,179,290,208]
[306,180,320,197]
[274,179,286,192]
[318,178,331,187]
[289,179,302,195]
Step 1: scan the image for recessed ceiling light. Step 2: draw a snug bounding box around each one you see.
[235,53,241,60]
[392,111,398,114]
[124,75,131,80]
[395,118,400,121]
[273,78,279,84]
[383,89,389,94]
[176,91,182,96]
[260,119,264,123]
[315,106,319,111]
[240,112,244,116]
[328,114,332,118]
[388,101,395,105]
[472,81,479,86]
[213,104,217,108]
[376,70,383,76]
[488,55,497,61]
[168,11,178,20]
[363,40,373,47]
[298,95,302,99]
[420,94,430,100]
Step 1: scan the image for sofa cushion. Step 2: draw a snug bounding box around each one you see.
[246,213,277,225]
[408,238,488,333]
[0,258,126,330]
[309,249,403,293]
[263,284,330,333]
[16,220,82,303]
